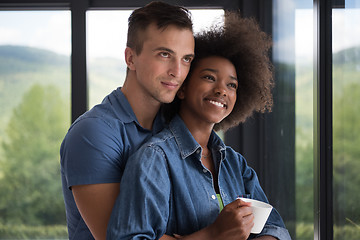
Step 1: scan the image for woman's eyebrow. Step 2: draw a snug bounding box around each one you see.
[200,68,238,81]
[230,76,238,81]
[200,68,217,73]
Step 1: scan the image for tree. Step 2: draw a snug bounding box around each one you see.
[333,83,360,226]
[0,84,69,225]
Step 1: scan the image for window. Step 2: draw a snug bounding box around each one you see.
[270,0,314,238]
[1,1,356,239]
[332,2,360,239]
[0,11,70,238]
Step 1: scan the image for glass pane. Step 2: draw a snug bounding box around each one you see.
[86,9,224,109]
[273,1,314,239]
[0,11,70,239]
[333,2,360,239]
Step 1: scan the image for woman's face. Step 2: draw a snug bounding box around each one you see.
[178,56,238,126]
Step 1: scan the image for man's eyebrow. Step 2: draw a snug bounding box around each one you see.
[153,47,194,58]
[153,47,174,54]
[184,53,195,59]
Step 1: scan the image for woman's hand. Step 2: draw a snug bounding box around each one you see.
[209,198,254,240]
[177,198,253,240]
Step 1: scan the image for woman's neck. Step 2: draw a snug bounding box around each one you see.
[179,114,213,148]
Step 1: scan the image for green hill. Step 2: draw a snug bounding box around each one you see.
[0,45,126,140]
[0,46,70,140]
[0,44,358,140]
[0,45,68,73]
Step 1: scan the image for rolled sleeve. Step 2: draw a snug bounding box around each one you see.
[107,144,171,239]
[61,117,123,188]
[255,224,292,240]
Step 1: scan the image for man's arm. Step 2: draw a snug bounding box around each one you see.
[73,183,176,240]
[72,183,120,240]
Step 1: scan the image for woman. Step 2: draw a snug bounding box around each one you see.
[107,12,291,240]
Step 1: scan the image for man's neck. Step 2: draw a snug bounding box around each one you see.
[121,81,161,130]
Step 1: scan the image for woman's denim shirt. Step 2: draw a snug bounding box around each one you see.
[107,115,291,240]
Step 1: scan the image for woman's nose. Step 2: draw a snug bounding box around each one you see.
[214,83,227,96]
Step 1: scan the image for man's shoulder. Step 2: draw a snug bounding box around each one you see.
[70,94,134,131]
[71,113,117,133]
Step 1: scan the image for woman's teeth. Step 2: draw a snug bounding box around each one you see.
[209,100,225,108]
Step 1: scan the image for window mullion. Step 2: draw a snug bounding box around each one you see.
[71,0,88,122]
[313,0,333,239]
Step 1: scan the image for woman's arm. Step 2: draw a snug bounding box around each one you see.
[173,199,253,240]
[255,236,277,240]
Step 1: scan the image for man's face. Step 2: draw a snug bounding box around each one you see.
[129,23,195,104]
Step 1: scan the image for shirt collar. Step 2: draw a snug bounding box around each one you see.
[103,87,136,124]
[169,114,226,159]
[104,88,164,133]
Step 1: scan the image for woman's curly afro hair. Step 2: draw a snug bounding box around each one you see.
[164,11,274,132]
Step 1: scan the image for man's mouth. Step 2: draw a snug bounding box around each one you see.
[162,81,179,89]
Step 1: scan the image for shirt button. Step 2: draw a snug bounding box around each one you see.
[211,195,216,200]
[202,169,207,173]
[196,149,201,154]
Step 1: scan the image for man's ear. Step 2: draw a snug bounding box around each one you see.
[125,47,136,70]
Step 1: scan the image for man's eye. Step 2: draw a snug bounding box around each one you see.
[183,57,193,63]
[160,52,170,58]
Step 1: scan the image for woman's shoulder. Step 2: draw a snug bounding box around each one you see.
[144,127,176,149]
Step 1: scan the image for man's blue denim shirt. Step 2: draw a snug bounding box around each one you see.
[61,88,164,240]
[107,114,291,240]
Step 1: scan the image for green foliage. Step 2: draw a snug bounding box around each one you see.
[295,58,314,224]
[294,46,360,228]
[295,127,313,223]
[0,84,69,226]
[334,224,360,240]
[333,83,360,226]
[0,45,71,139]
[296,222,313,240]
[0,223,67,239]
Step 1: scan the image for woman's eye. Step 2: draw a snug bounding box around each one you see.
[228,82,238,89]
[203,75,215,81]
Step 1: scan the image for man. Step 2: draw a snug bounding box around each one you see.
[60,2,195,239]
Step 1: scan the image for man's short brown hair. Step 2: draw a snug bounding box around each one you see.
[127,1,193,55]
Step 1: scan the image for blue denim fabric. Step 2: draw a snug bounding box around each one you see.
[60,88,164,240]
[107,114,291,240]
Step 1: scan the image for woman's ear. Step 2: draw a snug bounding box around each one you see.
[177,85,186,100]
[125,47,136,70]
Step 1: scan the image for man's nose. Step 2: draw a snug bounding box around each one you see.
[168,58,182,78]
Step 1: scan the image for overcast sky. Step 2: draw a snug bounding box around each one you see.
[0,8,359,62]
